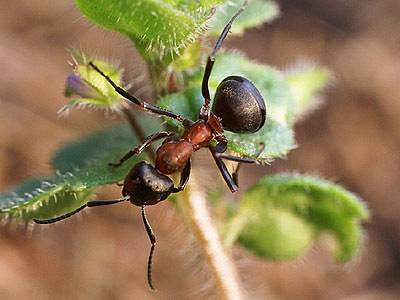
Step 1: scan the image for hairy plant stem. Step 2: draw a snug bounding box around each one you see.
[179,174,244,300]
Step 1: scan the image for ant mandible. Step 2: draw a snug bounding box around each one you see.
[34,1,266,291]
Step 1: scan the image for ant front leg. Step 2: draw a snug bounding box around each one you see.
[200,2,248,120]
[173,160,191,193]
[34,196,129,224]
[109,131,175,167]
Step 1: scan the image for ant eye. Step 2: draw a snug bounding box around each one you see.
[212,76,266,133]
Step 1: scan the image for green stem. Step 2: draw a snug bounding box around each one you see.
[179,173,244,300]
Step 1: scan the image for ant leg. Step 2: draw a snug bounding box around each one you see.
[109,131,175,167]
[213,154,257,187]
[232,163,242,187]
[217,143,265,186]
[173,160,191,193]
[216,142,265,163]
[89,62,193,127]
[33,196,129,224]
[200,1,248,120]
[141,206,157,290]
[209,146,238,193]
[214,140,227,153]
[214,153,259,164]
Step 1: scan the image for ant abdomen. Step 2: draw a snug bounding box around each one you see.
[212,76,266,133]
[123,161,174,206]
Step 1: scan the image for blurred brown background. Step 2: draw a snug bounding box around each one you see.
[1,0,400,299]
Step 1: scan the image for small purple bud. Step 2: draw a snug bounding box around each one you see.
[65,74,99,98]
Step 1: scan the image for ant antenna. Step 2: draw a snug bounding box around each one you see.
[141,205,157,291]
[33,195,130,224]
[200,0,249,119]
[210,0,248,59]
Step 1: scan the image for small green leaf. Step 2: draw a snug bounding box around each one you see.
[228,174,368,262]
[75,0,221,63]
[158,52,296,160]
[286,63,331,120]
[60,50,123,114]
[237,207,315,259]
[207,0,279,36]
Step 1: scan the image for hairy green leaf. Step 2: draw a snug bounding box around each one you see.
[53,124,153,188]
[75,0,221,63]
[0,178,93,221]
[228,174,368,262]
[207,0,279,36]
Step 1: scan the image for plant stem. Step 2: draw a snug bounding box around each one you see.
[179,174,244,300]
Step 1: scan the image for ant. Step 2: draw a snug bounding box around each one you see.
[34,1,266,291]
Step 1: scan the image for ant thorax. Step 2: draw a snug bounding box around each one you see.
[155,140,193,174]
[182,120,213,150]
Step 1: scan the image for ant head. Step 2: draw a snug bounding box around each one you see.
[212,76,266,133]
[123,161,174,206]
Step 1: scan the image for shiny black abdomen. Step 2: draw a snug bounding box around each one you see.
[212,76,266,133]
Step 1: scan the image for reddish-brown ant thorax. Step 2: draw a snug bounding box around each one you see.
[182,120,213,149]
[155,141,193,174]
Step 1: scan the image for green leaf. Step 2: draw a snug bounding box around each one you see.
[0,123,154,221]
[53,124,154,188]
[207,0,279,36]
[286,63,331,120]
[227,174,368,262]
[75,0,222,64]
[60,50,124,114]
[0,178,94,221]
[158,52,296,160]
[236,207,315,259]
